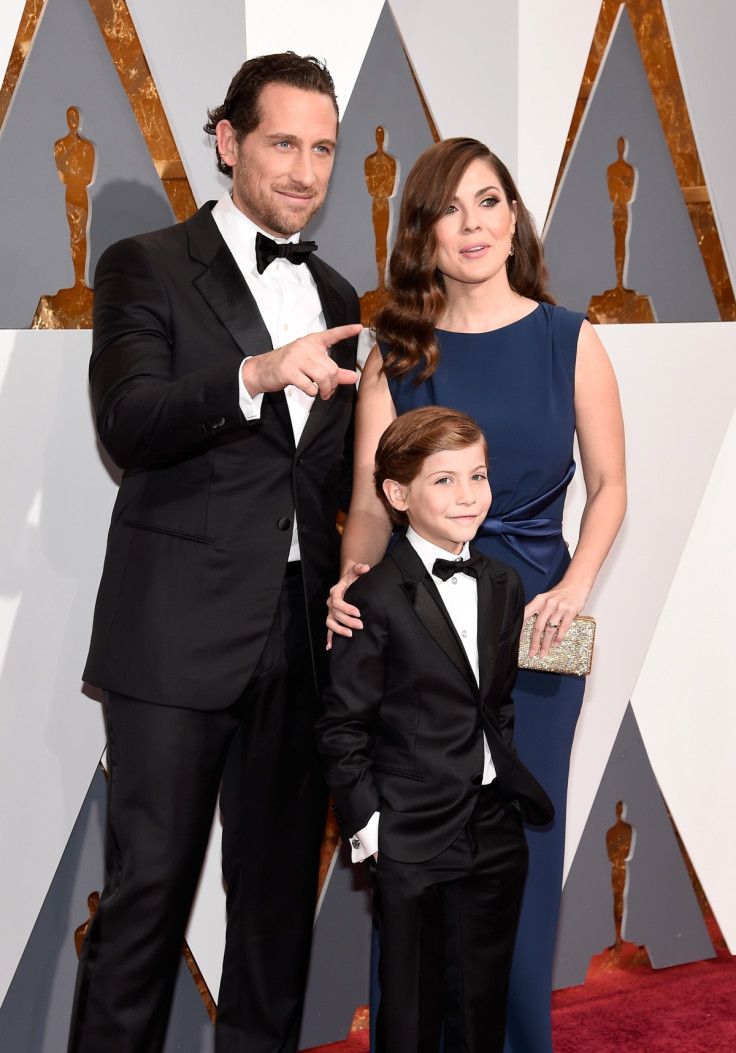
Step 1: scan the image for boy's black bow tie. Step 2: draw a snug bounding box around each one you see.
[255,232,318,274]
[432,554,483,581]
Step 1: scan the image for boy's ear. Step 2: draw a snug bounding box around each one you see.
[382,478,409,512]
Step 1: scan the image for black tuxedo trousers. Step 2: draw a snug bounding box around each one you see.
[372,783,528,1053]
[69,570,327,1053]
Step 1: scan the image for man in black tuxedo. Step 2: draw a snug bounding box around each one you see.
[317,408,553,1052]
[69,53,361,1053]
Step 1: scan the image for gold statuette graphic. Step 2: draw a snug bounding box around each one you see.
[359,126,398,328]
[588,137,655,324]
[32,105,95,329]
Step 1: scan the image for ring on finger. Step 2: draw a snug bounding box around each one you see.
[546,621,560,630]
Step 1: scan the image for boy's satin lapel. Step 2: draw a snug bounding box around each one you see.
[390,536,477,688]
[477,558,505,700]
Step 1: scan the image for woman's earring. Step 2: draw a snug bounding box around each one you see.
[508,233,515,257]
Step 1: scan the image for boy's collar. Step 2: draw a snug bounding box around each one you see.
[405,527,470,577]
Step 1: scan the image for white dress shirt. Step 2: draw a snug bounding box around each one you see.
[212,191,326,561]
[350,527,497,862]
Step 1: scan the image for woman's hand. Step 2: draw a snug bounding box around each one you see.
[523,579,591,658]
[326,562,371,647]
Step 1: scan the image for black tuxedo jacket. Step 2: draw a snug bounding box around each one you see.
[317,536,554,863]
[83,202,360,710]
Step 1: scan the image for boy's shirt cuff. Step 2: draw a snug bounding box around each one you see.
[349,811,379,862]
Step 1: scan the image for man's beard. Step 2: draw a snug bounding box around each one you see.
[234,171,325,237]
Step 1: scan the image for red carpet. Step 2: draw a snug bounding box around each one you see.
[552,947,736,1052]
[302,949,736,1052]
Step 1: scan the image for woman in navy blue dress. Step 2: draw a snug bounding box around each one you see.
[328,138,626,1052]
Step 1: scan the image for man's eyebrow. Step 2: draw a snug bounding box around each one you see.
[263,133,336,148]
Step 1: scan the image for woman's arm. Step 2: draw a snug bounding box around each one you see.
[526,320,627,656]
[326,345,396,638]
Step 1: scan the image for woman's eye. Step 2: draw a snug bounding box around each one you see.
[480,196,500,207]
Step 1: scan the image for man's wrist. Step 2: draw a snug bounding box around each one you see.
[240,356,261,399]
[238,358,264,419]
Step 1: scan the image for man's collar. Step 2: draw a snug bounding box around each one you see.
[211,191,300,275]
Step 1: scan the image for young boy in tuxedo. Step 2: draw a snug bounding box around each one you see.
[317,406,553,1053]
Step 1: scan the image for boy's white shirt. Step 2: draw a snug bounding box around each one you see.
[350,526,497,863]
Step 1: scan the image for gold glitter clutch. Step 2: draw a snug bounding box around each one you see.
[517,614,596,677]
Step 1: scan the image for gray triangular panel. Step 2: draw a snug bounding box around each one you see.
[0,0,174,329]
[553,704,714,990]
[299,842,372,1049]
[543,6,719,322]
[0,766,213,1052]
[306,2,436,297]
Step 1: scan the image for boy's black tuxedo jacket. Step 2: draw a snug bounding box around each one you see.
[317,535,554,864]
[83,202,359,709]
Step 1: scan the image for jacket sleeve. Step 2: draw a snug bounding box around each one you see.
[316,579,389,837]
[89,237,246,470]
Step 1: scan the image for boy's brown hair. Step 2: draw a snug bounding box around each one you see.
[374,406,488,527]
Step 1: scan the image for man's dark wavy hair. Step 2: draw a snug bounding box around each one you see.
[203,52,339,177]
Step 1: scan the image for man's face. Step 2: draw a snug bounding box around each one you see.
[217,83,338,237]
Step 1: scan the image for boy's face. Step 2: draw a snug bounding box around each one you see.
[384,443,491,554]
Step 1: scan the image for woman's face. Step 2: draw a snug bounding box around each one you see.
[434,158,517,290]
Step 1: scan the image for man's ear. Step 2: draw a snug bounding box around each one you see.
[382,478,409,513]
[215,119,238,168]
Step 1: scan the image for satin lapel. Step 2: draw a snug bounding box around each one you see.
[188,205,292,444]
[410,581,477,688]
[296,256,357,456]
[477,561,504,699]
[390,538,476,688]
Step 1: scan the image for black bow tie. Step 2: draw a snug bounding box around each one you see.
[255,232,318,274]
[432,554,483,581]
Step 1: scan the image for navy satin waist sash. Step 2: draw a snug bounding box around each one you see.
[477,461,576,573]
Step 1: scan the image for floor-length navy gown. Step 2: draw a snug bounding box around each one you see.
[381,302,587,1053]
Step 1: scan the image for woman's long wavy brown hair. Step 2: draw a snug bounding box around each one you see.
[375,137,555,383]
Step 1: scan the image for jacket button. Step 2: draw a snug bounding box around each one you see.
[471,772,483,786]
[200,416,226,434]
[277,517,291,531]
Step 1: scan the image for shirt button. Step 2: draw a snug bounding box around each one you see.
[283,323,289,331]
[451,576,458,584]
[287,387,293,397]
[461,630,468,638]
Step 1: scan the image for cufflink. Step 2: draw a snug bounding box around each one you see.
[350,837,361,850]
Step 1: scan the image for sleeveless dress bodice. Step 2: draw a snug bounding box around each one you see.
[381,301,585,599]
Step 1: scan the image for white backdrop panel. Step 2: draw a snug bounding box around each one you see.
[632,406,736,948]
[518,0,601,227]
[563,322,736,880]
[244,0,384,119]
[0,331,117,1005]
